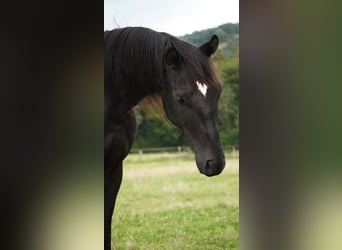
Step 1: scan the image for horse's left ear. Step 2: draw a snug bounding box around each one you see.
[199,35,219,57]
[165,47,182,68]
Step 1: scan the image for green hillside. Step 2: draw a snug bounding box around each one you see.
[180,23,239,59]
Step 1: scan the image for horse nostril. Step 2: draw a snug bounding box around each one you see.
[203,159,225,177]
[205,160,219,172]
[205,160,215,169]
[204,160,218,177]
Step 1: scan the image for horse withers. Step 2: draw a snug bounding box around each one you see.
[104,27,225,249]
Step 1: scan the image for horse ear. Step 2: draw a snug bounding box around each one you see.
[165,47,181,68]
[200,35,219,57]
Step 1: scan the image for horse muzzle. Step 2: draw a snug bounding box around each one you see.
[197,156,225,177]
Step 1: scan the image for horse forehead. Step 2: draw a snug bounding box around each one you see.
[195,81,208,97]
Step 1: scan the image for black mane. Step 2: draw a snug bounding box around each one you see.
[105,27,166,98]
[104,27,220,116]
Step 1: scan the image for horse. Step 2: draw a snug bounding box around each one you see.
[104,27,225,250]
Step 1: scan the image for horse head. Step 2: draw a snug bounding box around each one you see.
[162,35,225,176]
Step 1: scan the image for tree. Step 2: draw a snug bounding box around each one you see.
[213,46,239,147]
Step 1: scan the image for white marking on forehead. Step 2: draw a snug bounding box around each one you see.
[196,81,208,97]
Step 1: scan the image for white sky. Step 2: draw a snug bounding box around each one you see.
[104,0,239,36]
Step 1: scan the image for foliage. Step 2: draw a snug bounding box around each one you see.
[133,23,239,149]
[214,46,239,147]
[133,108,186,148]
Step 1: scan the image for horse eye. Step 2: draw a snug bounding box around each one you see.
[176,96,185,104]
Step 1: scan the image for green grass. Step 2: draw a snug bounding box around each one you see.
[112,152,239,250]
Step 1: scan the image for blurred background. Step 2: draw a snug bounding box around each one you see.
[3,0,342,249]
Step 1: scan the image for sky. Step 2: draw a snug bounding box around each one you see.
[104,0,239,36]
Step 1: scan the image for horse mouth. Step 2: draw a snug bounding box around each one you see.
[199,158,225,177]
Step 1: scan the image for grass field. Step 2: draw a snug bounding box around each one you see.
[112,151,239,250]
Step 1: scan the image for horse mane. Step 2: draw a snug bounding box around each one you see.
[139,94,170,125]
[105,27,221,121]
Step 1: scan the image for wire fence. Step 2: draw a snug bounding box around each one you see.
[130,145,239,155]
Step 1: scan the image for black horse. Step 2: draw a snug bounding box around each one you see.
[104,27,225,249]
